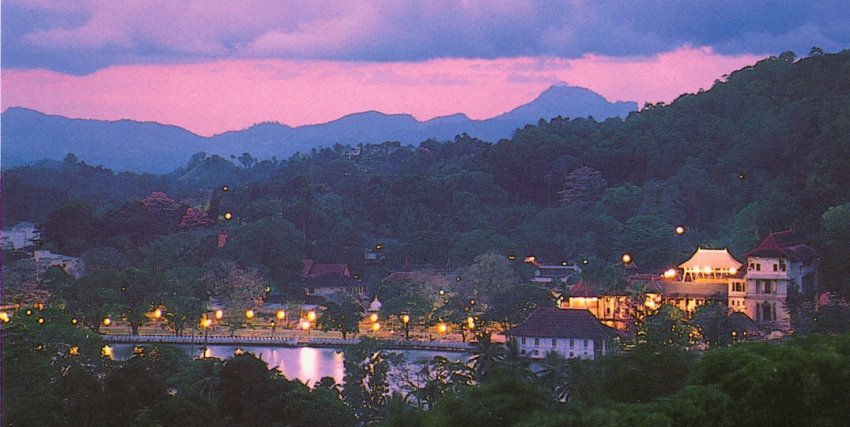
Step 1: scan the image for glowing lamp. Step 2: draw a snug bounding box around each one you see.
[467,316,475,329]
[276,310,285,320]
[0,312,9,323]
[370,313,378,323]
[201,318,212,328]
[664,269,676,279]
[372,322,381,332]
[215,310,224,320]
[71,318,78,325]
[153,308,162,319]
[224,212,233,221]
[729,267,737,275]
[244,310,255,319]
[703,266,712,273]
[675,226,685,235]
[102,345,113,358]
[307,311,316,322]
[622,254,632,264]
[69,346,80,356]
[300,320,311,330]
[25,309,33,316]
[401,314,410,324]
[438,323,447,334]
[103,317,112,326]
[222,185,229,192]
[37,317,45,324]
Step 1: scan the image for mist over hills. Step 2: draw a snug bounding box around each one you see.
[1,84,636,173]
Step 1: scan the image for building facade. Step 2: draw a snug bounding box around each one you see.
[504,307,617,359]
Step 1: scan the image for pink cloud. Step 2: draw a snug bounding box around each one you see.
[2,47,763,137]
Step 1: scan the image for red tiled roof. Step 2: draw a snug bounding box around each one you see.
[303,273,359,289]
[302,259,350,278]
[744,230,816,261]
[504,307,618,340]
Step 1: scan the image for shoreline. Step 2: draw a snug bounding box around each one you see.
[102,334,475,353]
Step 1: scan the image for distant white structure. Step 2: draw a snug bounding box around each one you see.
[1,222,40,250]
[368,296,382,312]
[33,250,86,279]
[525,257,582,284]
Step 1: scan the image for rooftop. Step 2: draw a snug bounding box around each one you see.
[744,230,816,262]
[504,307,618,340]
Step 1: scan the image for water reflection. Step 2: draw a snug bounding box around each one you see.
[111,344,467,386]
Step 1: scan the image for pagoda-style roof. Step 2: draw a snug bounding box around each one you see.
[744,230,816,262]
[679,247,742,271]
[302,259,350,278]
[504,307,618,340]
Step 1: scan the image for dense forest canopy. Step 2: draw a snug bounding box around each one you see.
[3,49,850,295]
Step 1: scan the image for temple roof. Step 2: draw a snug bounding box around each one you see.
[302,259,350,278]
[744,230,816,261]
[504,307,618,340]
[679,247,742,270]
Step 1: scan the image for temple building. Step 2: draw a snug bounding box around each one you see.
[560,231,816,334]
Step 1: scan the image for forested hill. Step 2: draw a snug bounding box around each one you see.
[3,49,849,295]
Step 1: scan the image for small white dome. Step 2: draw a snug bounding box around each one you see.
[369,296,382,312]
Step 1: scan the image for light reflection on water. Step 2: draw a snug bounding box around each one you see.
[111,344,468,385]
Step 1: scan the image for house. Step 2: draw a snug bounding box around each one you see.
[504,307,618,359]
[33,250,86,279]
[524,257,581,284]
[363,238,397,261]
[1,222,40,250]
[560,280,634,330]
[301,260,365,301]
[741,230,816,328]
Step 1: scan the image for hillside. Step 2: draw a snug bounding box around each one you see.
[3,49,849,295]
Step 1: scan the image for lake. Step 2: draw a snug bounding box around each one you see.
[111,344,471,385]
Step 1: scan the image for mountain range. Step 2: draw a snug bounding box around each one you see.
[1,84,636,173]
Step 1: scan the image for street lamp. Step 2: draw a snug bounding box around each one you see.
[401,313,411,340]
[307,310,316,322]
[0,312,9,323]
[103,317,112,327]
[622,253,632,264]
[438,322,447,335]
[201,317,212,358]
[215,309,224,320]
[245,309,255,320]
[369,313,378,323]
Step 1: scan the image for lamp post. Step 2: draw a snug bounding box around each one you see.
[201,316,212,358]
[401,313,411,340]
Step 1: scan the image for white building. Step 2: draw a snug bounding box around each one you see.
[742,230,816,328]
[504,307,618,359]
[33,250,86,279]
[1,222,40,250]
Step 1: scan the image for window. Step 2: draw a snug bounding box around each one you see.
[569,352,574,358]
[756,263,761,271]
[583,339,588,348]
[552,338,557,346]
[534,338,540,346]
[780,261,787,272]
[570,339,575,347]
[521,337,526,345]
[773,264,778,272]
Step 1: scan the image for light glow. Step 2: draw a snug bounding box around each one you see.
[245,309,255,319]
[307,311,316,322]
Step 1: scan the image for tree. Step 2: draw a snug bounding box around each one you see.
[558,166,607,208]
[640,304,695,348]
[316,301,363,339]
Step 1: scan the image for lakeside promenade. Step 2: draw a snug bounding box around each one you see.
[102,333,476,352]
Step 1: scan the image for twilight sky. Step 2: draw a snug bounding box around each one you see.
[3,1,850,136]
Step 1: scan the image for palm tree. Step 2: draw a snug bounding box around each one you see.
[536,351,571,402]
[468,332,504,379]
[498,337,535,382]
